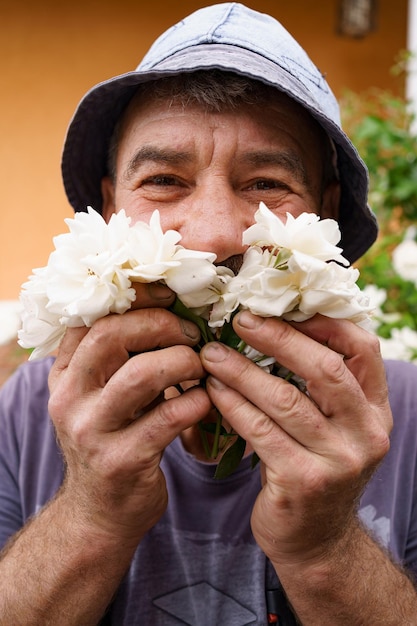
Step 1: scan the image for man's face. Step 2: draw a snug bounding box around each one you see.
[102,92,339,264]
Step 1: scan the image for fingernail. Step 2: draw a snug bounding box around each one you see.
[181,320,200,341]
[202,342,229,362]
[147,283,174,301]
[236,310,263,329]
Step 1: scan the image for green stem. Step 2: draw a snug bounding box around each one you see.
[198,421,212,459]
[210,410,223,459]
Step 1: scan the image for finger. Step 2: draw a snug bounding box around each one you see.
[205,375,309,467]
[99,345,206,429]
[50,308,200,391]
[116,385,212,461]
[130,282,175,310]
[201,342,330,450]
[50,343,207,438]
[201,338,390,470]
[49,326,89,380]
[203,349,388,480]
[287,315,387,402]
[233,311,390,429]
[57,308,200,387]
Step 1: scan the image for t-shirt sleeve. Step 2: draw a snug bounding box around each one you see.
[0,367,28,547]
[0,358,62,549]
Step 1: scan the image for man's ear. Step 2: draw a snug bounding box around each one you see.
[101,176,116,224]
[321,180,341,220]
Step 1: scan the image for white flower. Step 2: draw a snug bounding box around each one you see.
[219,246,300,321]
[392,227,417,285]
[243,202,349,266]
[208,205,371,328]
[285,255,373,327]
[239,342,276,373]
[18,267,65,359]
[18,208,219,359]
[127,212,215,282]
[0,300,23,345]
[46,207,136,327]
[127,210,217,296]
[378,327,417,363]
[183,266,235,318]
[164,248,218,297]
[360,284,388,333]
[361,284,387,312]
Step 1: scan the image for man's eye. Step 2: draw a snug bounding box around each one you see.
[255,180,275,190]
[142,175,178,186]
[246,179,290,191]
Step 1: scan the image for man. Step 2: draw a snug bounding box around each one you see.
[1,3,417,624]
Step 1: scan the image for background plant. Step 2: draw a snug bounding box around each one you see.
[340,63,417,363]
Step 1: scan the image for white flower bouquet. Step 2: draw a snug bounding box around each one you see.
[18,203,373,477]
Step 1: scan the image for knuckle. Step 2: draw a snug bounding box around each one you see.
[87,315,116,345]
[270,318,295,349]
[142,308,189,344]
[150,398,183,435]
[273,379,301,414]
[172,343,199,365]
[145,306,172,327]
[47,391,61,422]
[367,424,391,465]
[335,424,390,484]
[238,351,258,376]
[68,416,94,448]
[365,331,383,357]
[342,451,366,482]
[159,345,203,381]
[48,378,75,425]
[250,410,277,440]
[318,350,346,384]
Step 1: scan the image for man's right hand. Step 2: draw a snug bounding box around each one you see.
[48,283,210,546]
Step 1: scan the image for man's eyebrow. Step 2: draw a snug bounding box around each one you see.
[243,151,308,185]
[123,146,192,181]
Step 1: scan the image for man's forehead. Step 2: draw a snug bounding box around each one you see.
[119,87,325,152]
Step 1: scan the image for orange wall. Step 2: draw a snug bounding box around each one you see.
[0,0,408,298]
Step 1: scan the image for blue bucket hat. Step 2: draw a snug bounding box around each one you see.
[61,2,377,263]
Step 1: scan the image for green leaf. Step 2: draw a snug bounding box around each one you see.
[199,422,230,437]
[213,435,246,479]
[274,247,291,269]
[219,320,241,350]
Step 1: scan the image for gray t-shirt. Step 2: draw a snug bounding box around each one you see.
[0,357,416,624]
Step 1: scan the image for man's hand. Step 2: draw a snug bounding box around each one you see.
[200,311,392,565]
[48,283,211,544]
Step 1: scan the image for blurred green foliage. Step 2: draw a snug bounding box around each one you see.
[340,69,417,339]
[341,87,417,223]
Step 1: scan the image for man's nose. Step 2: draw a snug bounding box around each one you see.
[178,183,253,262]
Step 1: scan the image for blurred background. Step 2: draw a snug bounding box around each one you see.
[1,0,416,383]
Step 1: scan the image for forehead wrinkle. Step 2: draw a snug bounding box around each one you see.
[123,146,193,182]
[243,150,308,186]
